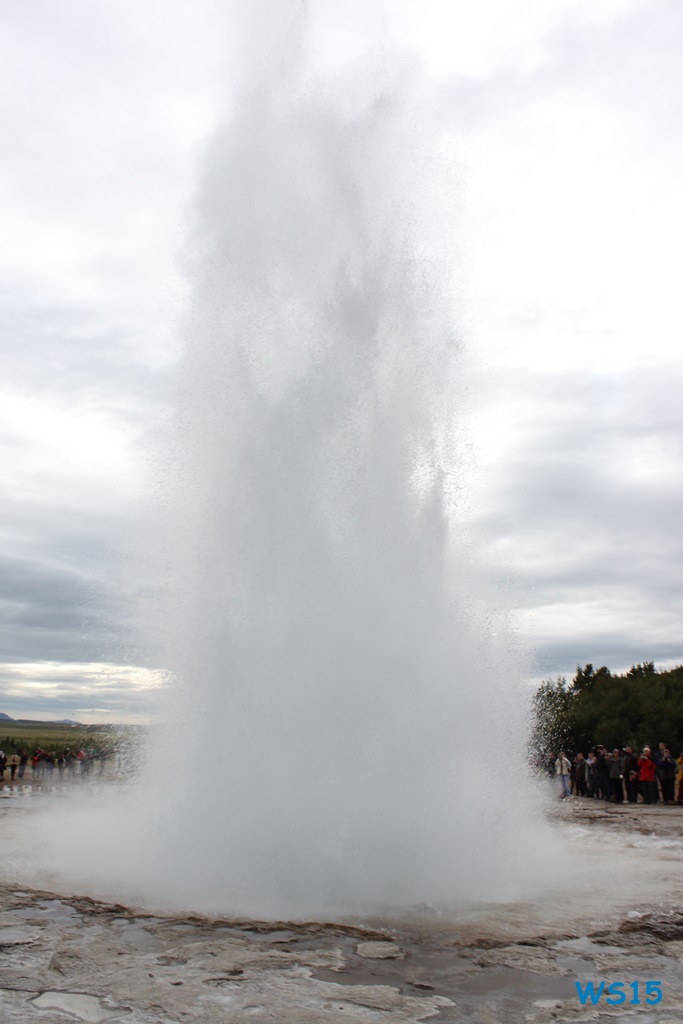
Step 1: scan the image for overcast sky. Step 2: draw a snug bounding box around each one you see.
[1,0,681,721]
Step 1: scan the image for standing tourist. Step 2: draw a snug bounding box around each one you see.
[608,748,624,803]
[586,750,597,796]
[593,746,610,801]
[573,753,587,796]
[658,749,677,804]
[676,751,683,804]
[556,751,571,799]
[8,752,19,781]
[638,747,657,804]
[623,746,640,803]
[653,741,668,802]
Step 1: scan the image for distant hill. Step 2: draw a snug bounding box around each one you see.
[8,720,86,728]
[0,713,15,721]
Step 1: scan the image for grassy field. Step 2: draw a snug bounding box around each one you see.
[0,721,133,754]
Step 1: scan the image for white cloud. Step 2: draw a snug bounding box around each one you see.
[0,661,165,724]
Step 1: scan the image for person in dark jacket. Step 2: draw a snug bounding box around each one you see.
[573,753,587,796]
[585,752,596,796]
[658,749,677,803]
[593,746,610,800]
[608,749,624,803]
[653,741,668,802]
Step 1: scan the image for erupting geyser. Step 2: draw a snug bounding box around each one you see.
[134,10,547,919]
[140,9,547,919]
[23,4,554,921]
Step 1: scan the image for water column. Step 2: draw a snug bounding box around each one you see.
[143,3,536,918]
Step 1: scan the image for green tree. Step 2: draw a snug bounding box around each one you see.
[531,662,683,756]
[530,676,574,762]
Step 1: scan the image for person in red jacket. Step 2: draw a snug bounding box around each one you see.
[638,746,657,804]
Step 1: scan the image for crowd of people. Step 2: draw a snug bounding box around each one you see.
[551,742,682,804]
[0,747,116,781]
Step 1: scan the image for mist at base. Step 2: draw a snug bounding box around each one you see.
[3,783,680,940]
[2,781,565,922]
[6,4,565,921]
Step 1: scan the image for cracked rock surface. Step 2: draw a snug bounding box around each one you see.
[2,882,683,1024]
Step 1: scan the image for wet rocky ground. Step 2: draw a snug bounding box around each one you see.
[2,796,683,1023]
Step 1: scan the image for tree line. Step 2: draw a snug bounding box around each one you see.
[531,661,683,758]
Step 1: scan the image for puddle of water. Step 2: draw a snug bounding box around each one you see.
[555,955,595,973]
[456,966,577,1001]
[314,965,437,994]
[0,925,42,945]
[31,991,129,1022]
[111,916,163,927]
[554,936,625,955]
[12,899,82,925]
[108,918,167,950]
[314,946,476,999]
[317,957,579,1018]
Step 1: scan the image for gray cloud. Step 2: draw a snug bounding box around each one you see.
[0,552,121,664]
[470,364,683,678]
